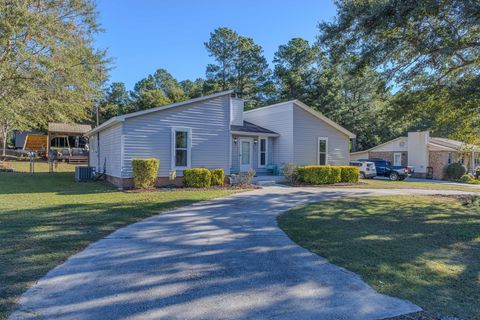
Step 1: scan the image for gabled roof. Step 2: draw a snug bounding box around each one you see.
[85,90,234,136]
[48,123,92,135]
[350,137,406,155]
[231,121,279,136]
[244,100,356,138]
[351,135,480,155]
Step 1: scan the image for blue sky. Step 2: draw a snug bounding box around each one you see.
[95,0,337,90]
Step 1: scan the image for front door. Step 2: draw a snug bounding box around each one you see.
[239,138,253,172]
[393,152,402,166]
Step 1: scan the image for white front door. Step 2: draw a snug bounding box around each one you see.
[239,138,253,172]
[393,152,402,166]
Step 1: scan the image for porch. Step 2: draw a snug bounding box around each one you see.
[230,121,279,175]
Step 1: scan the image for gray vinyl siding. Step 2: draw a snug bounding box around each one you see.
[243,102,294,165]
[231,136,274,174]
[88,123,123,177]
[293,105,350,166]
[121,95,231,177]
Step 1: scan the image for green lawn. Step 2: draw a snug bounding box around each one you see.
[0,171,241,319]
[278,196,480,319]
[337,178,480,193]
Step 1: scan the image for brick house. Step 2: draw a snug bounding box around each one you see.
[351,131,480,180]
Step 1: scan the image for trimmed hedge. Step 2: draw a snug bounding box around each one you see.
[210,168,225,186]
[339,166,360,183]
[295,165,359,184]
[132,158,159,189]
[184,168,212,188]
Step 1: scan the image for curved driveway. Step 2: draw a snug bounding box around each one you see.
[11,187,473,320]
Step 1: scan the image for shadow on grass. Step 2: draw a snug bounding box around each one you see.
[0,172,114,195]
[0,195,226,318]
[2,188,409,320]
[278,196,480,319]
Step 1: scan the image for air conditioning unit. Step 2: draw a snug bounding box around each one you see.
[75,166,95,182]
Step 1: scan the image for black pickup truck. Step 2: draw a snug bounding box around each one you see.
[359,159,414,181]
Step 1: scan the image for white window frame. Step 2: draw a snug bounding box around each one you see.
[258,137,268,168]
[317,137,328,165]
[171,127,192,171]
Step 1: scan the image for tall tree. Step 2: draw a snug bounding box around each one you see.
[0,0,108,155]
[273,38,318,102]
[319,0,480,142]
[130,68,188,111]
[97,82,131,124]
[205,27,273,108]
[180,78,205,99]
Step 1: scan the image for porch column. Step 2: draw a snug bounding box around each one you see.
[472,152,476,173]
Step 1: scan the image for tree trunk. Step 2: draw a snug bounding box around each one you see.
[0,120,8,157]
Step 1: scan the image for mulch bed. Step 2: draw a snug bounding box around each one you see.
[124,185,259,193]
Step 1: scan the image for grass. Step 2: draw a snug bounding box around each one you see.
[0,169,241,319]
[336,178,480,193]
[278,195,480,319]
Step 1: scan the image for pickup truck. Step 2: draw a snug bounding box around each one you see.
[359,159,414,181]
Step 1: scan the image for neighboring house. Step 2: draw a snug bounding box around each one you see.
[351,131,480,180]
[86,90,355,188]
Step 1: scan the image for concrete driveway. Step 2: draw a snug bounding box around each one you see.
[10,187,473,320]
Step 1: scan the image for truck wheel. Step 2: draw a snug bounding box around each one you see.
[360,172,365,179]
[389,172,399,181]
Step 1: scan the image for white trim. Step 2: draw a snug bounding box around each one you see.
[230,131,279,137]
[86,90,234,136]
[393,152,402,166]
[245,100,356,138]
[239,138,253,172]
[258,137,268,168]
[171,126,192,171]
[228,98,233,174]
[317,137,328,165]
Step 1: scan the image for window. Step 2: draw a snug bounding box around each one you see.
[171,127,191,169]
[448,152,452,164]
[317,137,328,165]
[259,138,267,167]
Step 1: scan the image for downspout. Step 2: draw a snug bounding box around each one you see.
[97,132,100,172]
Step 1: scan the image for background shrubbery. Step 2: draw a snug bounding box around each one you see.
[446,162,466,180]
[132,158,159,189]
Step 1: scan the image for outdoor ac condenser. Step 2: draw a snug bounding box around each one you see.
[75,166,95,182]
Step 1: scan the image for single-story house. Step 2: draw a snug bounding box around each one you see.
[86,90,356,188]
[351,131,480,180]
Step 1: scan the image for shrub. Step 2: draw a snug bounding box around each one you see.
[339,166,360,183]
[475,166,480,179]
[460,173,475,183]
[210,168,225,186]
[296,166,341,184]
[295,165,360,184]
[446,162,466,180]
[231,169,256,187]
[183,168,212,188]
[132,158,159,189]
[282,162,298,184]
